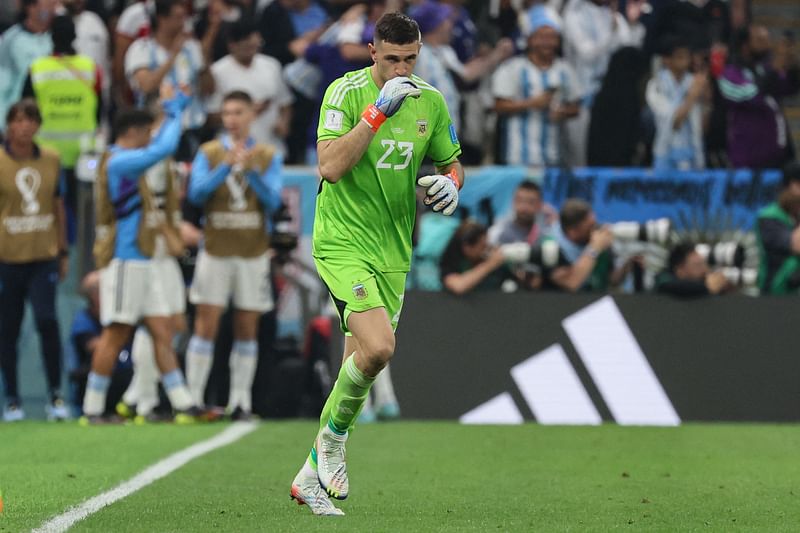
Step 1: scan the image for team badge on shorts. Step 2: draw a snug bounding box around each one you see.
[352,284,368,300]
[417,119,428,137]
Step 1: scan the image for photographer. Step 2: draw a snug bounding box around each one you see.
[440,220,520,295]
[545,199,638,292]
[755,162,800,295]
[656,243,731,297]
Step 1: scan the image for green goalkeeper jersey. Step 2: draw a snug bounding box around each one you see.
[314,67,462,272]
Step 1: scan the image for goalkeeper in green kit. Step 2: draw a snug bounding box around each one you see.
[289,12,464,516]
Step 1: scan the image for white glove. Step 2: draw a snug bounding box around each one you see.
[417,173,459,216]
[375,76,421,117]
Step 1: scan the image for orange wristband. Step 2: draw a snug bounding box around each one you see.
[361,104,387,132]
[445,169,462,189]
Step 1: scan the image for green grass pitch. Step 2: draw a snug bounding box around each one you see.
[1,422,798,532]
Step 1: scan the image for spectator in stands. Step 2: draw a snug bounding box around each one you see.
[23,15,101,238]
[259,0,330,163]
[69,271,133,415]
[488,181,555,246]
[0,99,68,422]
[62,0,110,109]
[195,0,251,64]
[125,0,215,160]
[656,243,731,297]
[0,0,56,132]
[562,0,644,167]
[755,162,800,295]
[114,0,154,106]
[439,0,479,64]
[586,46,648,166]
[545,198,636,292]
[410,1,513,135]
[719,25,800,169]
[492,11,580,166]
[646,37,710,171]
[208,21,294,154]
[440,220,517,295]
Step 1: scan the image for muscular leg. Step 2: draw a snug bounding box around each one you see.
[228,309,260,413]
[144,316,192,411]
[185,304,224,407]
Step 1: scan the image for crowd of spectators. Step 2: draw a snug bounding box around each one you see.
[0,0,796,172]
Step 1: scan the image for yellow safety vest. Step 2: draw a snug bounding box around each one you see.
[30,54,98,169]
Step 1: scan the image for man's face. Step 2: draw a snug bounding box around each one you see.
[528,26,559,61]
[566,211,597,245]
[513,188,541,225]
[369,39,421,83]
[676,251,709,281]
[665,47,691,74]
[222,99,254,137]
[160,5,187,36]
[463,234,489,263]
[6,114,40,145]
[748,26,771,61]
[28,0,56,28]
[230,32,262,65]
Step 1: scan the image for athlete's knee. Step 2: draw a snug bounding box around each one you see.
[362,335,395,369]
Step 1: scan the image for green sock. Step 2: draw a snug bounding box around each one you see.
[327,355,375,434]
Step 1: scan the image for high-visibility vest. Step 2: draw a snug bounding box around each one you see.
[30,54,98,169]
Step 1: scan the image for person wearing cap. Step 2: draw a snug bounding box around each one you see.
[24,14,101,221]
[492,11,580,166]
[409,1,513,134]
[755,163,800,295]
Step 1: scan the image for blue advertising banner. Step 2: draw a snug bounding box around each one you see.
[541,168,782,229]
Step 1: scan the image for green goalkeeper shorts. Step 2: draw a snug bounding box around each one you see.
[314,255,406,335]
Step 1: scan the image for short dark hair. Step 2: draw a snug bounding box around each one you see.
[6,98,42,126]
[114,108,155,137]
[516,181,542,195]
[559,198,592,231]
[51,15,77,53]
[374,12,420,45]
[222,90,254,105]
[659,34,691,57]
[668,242,697,274]
[781,162,800,189]
[151,0,183,30]
[228,20,259,44]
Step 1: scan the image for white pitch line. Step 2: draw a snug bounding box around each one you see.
[32,421,258,533]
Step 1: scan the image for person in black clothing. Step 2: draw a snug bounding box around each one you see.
[440,220,517,295]
[656,242,731,297]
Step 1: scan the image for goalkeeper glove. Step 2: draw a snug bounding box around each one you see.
[361,76,421,132]
[417,170,461,216]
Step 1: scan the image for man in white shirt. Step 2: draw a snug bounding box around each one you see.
[125,0,215,159]
[113,0,153,105]
[492,12,580,167]
[562,0,644,166]
[208,20,294,154]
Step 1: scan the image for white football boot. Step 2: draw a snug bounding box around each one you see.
[290,465,345,516]
[315,424,349,500]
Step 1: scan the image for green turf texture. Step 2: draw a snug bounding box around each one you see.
[2,422,798,532]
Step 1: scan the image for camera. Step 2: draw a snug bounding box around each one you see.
[500,239,563,271]
[271,203,299,264]
[610,218,671,245]
[695,242,745,269]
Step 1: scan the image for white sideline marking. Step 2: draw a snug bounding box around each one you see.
[32,421,258,533]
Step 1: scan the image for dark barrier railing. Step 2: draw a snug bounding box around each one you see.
[391,291,800,424]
